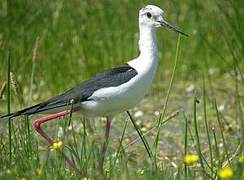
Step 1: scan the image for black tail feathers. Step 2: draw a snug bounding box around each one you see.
[0,103,41,121]
[0,112,18,120]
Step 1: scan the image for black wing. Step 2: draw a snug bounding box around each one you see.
[0,64,138,120]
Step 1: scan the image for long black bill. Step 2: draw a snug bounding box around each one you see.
[160,20,188,37]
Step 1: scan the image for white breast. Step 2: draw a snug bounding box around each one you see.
[80,58,158,117]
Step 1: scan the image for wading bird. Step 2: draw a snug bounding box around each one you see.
[0,5,187,172]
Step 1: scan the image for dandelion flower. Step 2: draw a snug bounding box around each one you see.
[217,166,233,179]
[184,154,199,164]
[50,141,63,151]
[239,154,244,163]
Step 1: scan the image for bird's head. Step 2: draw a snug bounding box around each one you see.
[139,5,188,36]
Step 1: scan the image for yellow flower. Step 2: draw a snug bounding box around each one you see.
[217,166,233,179]
[239,154,244,163]
[50,141,63,151]
[184,154,199,164]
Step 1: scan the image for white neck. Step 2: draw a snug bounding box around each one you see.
[138,25,158,58]
[128,24,158,74]
[124,23,159,101]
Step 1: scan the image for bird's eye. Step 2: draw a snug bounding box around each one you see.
[146,12,152,18]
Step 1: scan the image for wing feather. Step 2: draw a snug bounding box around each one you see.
[0,64,137,120]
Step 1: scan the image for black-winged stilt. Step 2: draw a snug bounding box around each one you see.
[0,5,187,172]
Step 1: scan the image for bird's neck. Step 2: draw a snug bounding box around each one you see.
[138,25,158,59]
[135,25,158,73]
[128,24,159,75]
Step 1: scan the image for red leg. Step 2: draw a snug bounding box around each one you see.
[32,108,80,172]
[99,116,113,171]
[32,110,69,144]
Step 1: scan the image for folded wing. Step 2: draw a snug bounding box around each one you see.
[0,64,137,120]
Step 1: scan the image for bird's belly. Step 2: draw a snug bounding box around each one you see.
[80,74,153,117]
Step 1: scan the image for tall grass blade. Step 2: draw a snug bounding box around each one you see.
[153,34,182,153]
[202,75,214,170]
[183,111,188,179]
[7,51,12,164]
[213,99,230,165]
[193,94,206,177]
[0,82,6,99]
[126,111,152,159]
[123,110,180,149]
[28,36,39,105]
[110,119,128,179]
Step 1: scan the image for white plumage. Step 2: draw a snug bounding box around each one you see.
[80,5,161,117]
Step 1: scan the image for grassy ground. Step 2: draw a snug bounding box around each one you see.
[0,0,243,179]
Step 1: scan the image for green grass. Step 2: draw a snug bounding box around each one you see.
[0,0,243,179]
